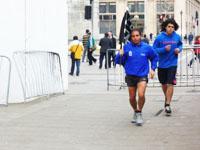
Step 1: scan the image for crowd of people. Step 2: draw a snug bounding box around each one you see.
[68,30,117,76]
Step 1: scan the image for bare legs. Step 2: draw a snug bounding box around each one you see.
[161,84,174,105]
[128,81,147,112]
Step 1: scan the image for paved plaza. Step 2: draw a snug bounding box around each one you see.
[0,58,200,150]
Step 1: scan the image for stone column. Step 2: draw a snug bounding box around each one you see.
[92,0,100,39]
[145,0,157,37]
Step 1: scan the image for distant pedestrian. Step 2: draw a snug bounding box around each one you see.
[188,35,200,67]
[149,33,153,41]
[82,29,90,62]
[188,32,194,45]
[69,36,84,76]
[153,18,183,116]
[108,31,117,68]
[87,32,97,65]
[183,34,187,44]
[142,34,149,44]
[115,29,158,126]
[99,32,112,69]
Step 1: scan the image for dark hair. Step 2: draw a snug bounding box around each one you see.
[161,18,179,32]
[128,29,142,42]
[86,29,89,33]
[105,32,109,37]
[131,29,142,36]
[73,36,78,40]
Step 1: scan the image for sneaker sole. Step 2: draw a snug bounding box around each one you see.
[165,112,171,116]
[136,122,143,126]
[131,120,136,123]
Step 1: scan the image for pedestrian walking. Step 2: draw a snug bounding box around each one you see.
[142,34,149,44]
[82,29,90,62]
[149,33,153,41]
[153,19,183,116]
[115,29,158,126]
[188,35,200,67]
[188,32,194,45]
[87,32,97,65]
[99,32,112,69]
[183,34,187,44]
[69,36,84,76]
[108,31,117,68]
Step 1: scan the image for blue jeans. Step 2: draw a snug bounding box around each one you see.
[70,59,81,76]
[75,59,80,76]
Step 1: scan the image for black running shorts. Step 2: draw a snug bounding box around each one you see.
[125,75,148,87]
[158,66,177,85]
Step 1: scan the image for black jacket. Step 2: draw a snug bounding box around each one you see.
[99,37,112,53]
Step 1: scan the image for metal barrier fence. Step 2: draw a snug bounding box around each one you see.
[106,46,200,90]
[0,56,11,106]
[13,51,64,101]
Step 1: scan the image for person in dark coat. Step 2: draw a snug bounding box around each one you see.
[188,32,194,45]
[142,34,149,44]
[99,32,112,69]
[108,31,117,68]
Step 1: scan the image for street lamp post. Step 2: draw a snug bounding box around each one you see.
[180,10,183,40]
[90,0,94,35]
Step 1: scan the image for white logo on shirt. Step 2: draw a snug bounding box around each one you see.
[141,53,145,56]
[129,51,132,56]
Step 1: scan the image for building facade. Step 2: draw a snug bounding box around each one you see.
[68,0,200,41]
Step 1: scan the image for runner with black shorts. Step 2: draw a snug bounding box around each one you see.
[115,29,158,126]
[153,19,183,116]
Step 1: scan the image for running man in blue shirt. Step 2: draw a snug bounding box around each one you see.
[153,19,183,116]
[115,29,158,126]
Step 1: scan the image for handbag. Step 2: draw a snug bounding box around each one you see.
[71,43,79,60]
[91,44,96,51]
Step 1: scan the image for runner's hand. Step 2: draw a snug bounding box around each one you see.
[174,48,180,55]
[165,45,171,52]
[119,48,124,55]
[149,69,155,79]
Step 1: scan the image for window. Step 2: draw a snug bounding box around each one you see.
[100,21,116,35]
[99,3,106,13]
[109,2,116,13]
[128,1,145,32]
[99,2,116,13]
[156,0,174,33]
[99,2,116,35]
[157,0,174,13]
[128,1,144,13]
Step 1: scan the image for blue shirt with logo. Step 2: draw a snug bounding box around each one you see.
[153,31,183,68]
[115,42,158,77]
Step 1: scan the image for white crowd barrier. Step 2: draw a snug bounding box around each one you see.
[0,56,11,105]
[106,46,200,90]
[13,51,64,101]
